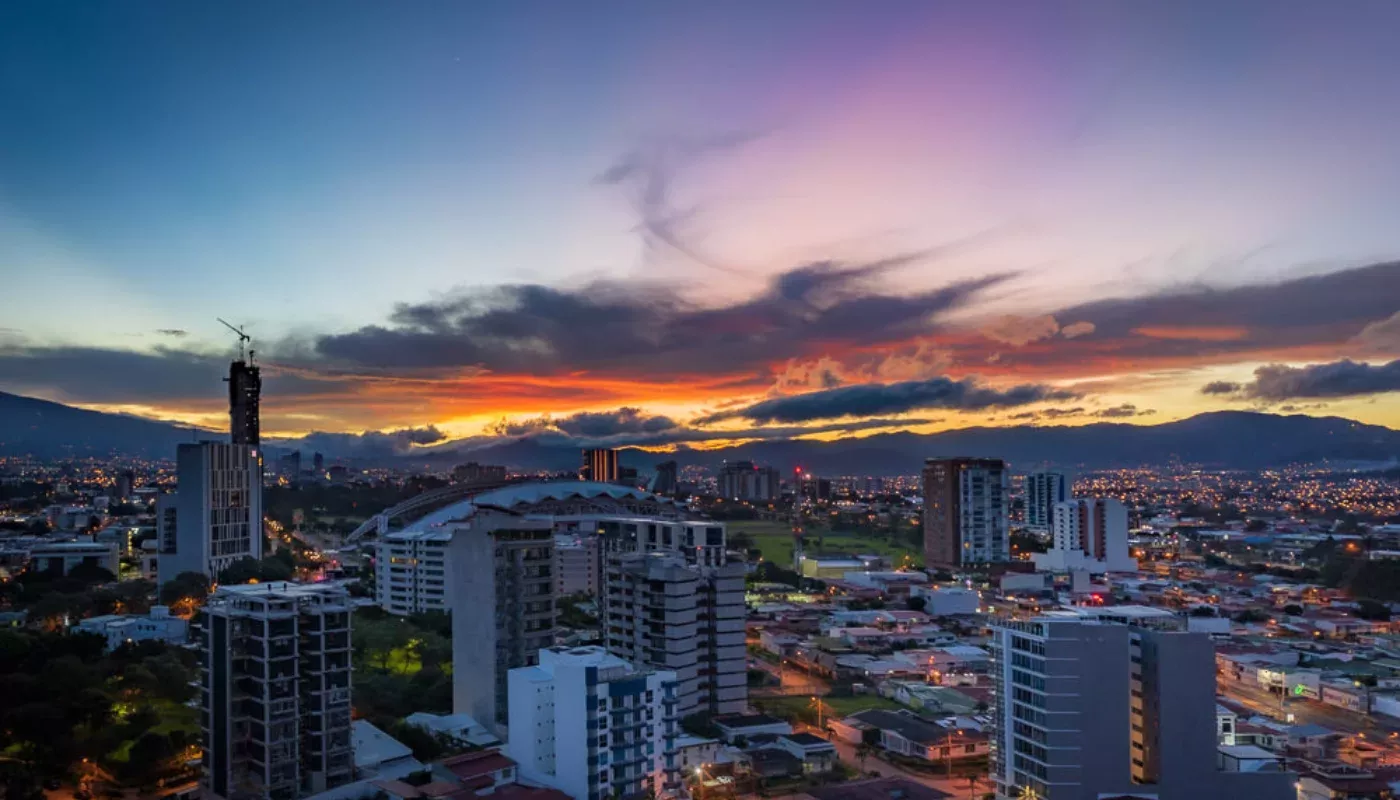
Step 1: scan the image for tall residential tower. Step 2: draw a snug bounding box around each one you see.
[159,441,263,584]
[1024,471,1068,531]
[922,457,1009,568]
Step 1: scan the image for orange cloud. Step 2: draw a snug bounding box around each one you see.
[1131,325,1250,341]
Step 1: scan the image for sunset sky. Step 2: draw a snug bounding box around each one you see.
[3,1,1400,454]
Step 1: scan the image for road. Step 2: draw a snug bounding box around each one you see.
[1218,677,1400,738]
[748,658,829,696]
[791,722,986,798]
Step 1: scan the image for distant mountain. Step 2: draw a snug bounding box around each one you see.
[3,390,1397,472]
[0,391,220,458]
[408,410,1400,474]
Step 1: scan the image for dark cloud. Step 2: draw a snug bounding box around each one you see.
[699,376,1076,424]
[489,408,678,439]
[983,261,1400,373]
[598,131,763,275]
[156,329,189,338]
[1093,404,1155,418]
[311,261,1007,379]
[0,345,329,406]
[1237,359,1400,400]
[279,426,447,459]
[468,415,934,451]
[1200,381,1242,395]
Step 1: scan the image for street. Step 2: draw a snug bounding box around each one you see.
[792,722,987,798]
[1218,677,1400,738]
[748,657,829,696]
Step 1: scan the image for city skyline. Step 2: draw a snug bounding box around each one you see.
[4,1,1400,453]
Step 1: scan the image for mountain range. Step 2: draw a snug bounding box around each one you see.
[2,390,1398,473]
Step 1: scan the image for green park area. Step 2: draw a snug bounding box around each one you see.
[728,520,920,569]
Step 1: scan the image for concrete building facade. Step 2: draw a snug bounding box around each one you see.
[554,532,600,597]
[988,617,1293,800]
[449,511,556,731]
[375,530,451,615]
[509,646,680,800]
[159,441,263,585]
[197,582,353,800]
[603,552,746,717]
[922,458,1009,568]
[717,461,780,502]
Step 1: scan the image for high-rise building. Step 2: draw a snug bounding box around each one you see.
[1033,498,1137,573]
[449,510,556,731]
[114,470,135,501]
[554,533,600,596]
[509,646,680,800]
[375,530,452,615]
[1024,471,1068,530]
[228,359,262,447]
[989,615,1293,800]
[717,460,780,502]
[603,552,746,717]
[580,449,620,483]
[312,452,324,473]
[159,441,263,584]
[650,460,678,495]
[277,451,302,479]
[921,457,1009,568]
[197,582,353,800]
[453,462,508,483]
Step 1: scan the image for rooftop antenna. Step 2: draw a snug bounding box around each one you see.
[216,317,254,363]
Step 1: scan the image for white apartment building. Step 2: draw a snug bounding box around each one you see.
[375,530,451,615]
[603,553,746,717]
[1024,471,1069,531]
[198,582,353,800]
[159,441,263,585]
[509,646,680,800]
[1032,497,1137,573]
[76,605,188,650]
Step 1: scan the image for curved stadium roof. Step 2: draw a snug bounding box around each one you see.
[402,480,679,532]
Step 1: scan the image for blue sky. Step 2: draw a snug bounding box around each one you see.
[2,1,1400,438]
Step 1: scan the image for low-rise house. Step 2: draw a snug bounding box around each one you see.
[74,605,188,650]
[714,713,792,743]
[353,720,424,781]
[403,711,501,748]
[437,749,518,794]
[675,734,727,772]
[828,709,990,764]
[774,733,837,774]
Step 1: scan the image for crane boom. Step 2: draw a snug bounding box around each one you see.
[216,317,252,361]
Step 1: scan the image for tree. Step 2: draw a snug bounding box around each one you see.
[1355,599,1392,621]
[1244,519,1268,533]
[217,557,263,586]
[857,727,881,770]
[1188,606,1216,617]
[906,596,927,613]
[1233,608,1269,623]
[159,571,210,607]
[1282,604,1304,616]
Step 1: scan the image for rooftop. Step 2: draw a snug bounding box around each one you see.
[805,777,951,800]
[403,481,679,532]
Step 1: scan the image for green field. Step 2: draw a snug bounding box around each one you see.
[728,520,919,568]
[756,694,903,724]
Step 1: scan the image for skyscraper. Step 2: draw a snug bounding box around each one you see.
[580,448,620,483]
[197,582,354,800]
[603,552,747,717]
[989,614,1293,800]
[717,460,780,502]
[649,460,678,495]
[449,510,556,731]
[921,457,1009,568]
[1024,470,1068,530]
[159,441,263,584]
[228,358,262,447]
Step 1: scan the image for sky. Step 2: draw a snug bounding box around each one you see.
[3,0,1400,455]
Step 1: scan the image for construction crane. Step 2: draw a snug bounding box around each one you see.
[216,317,254,362]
